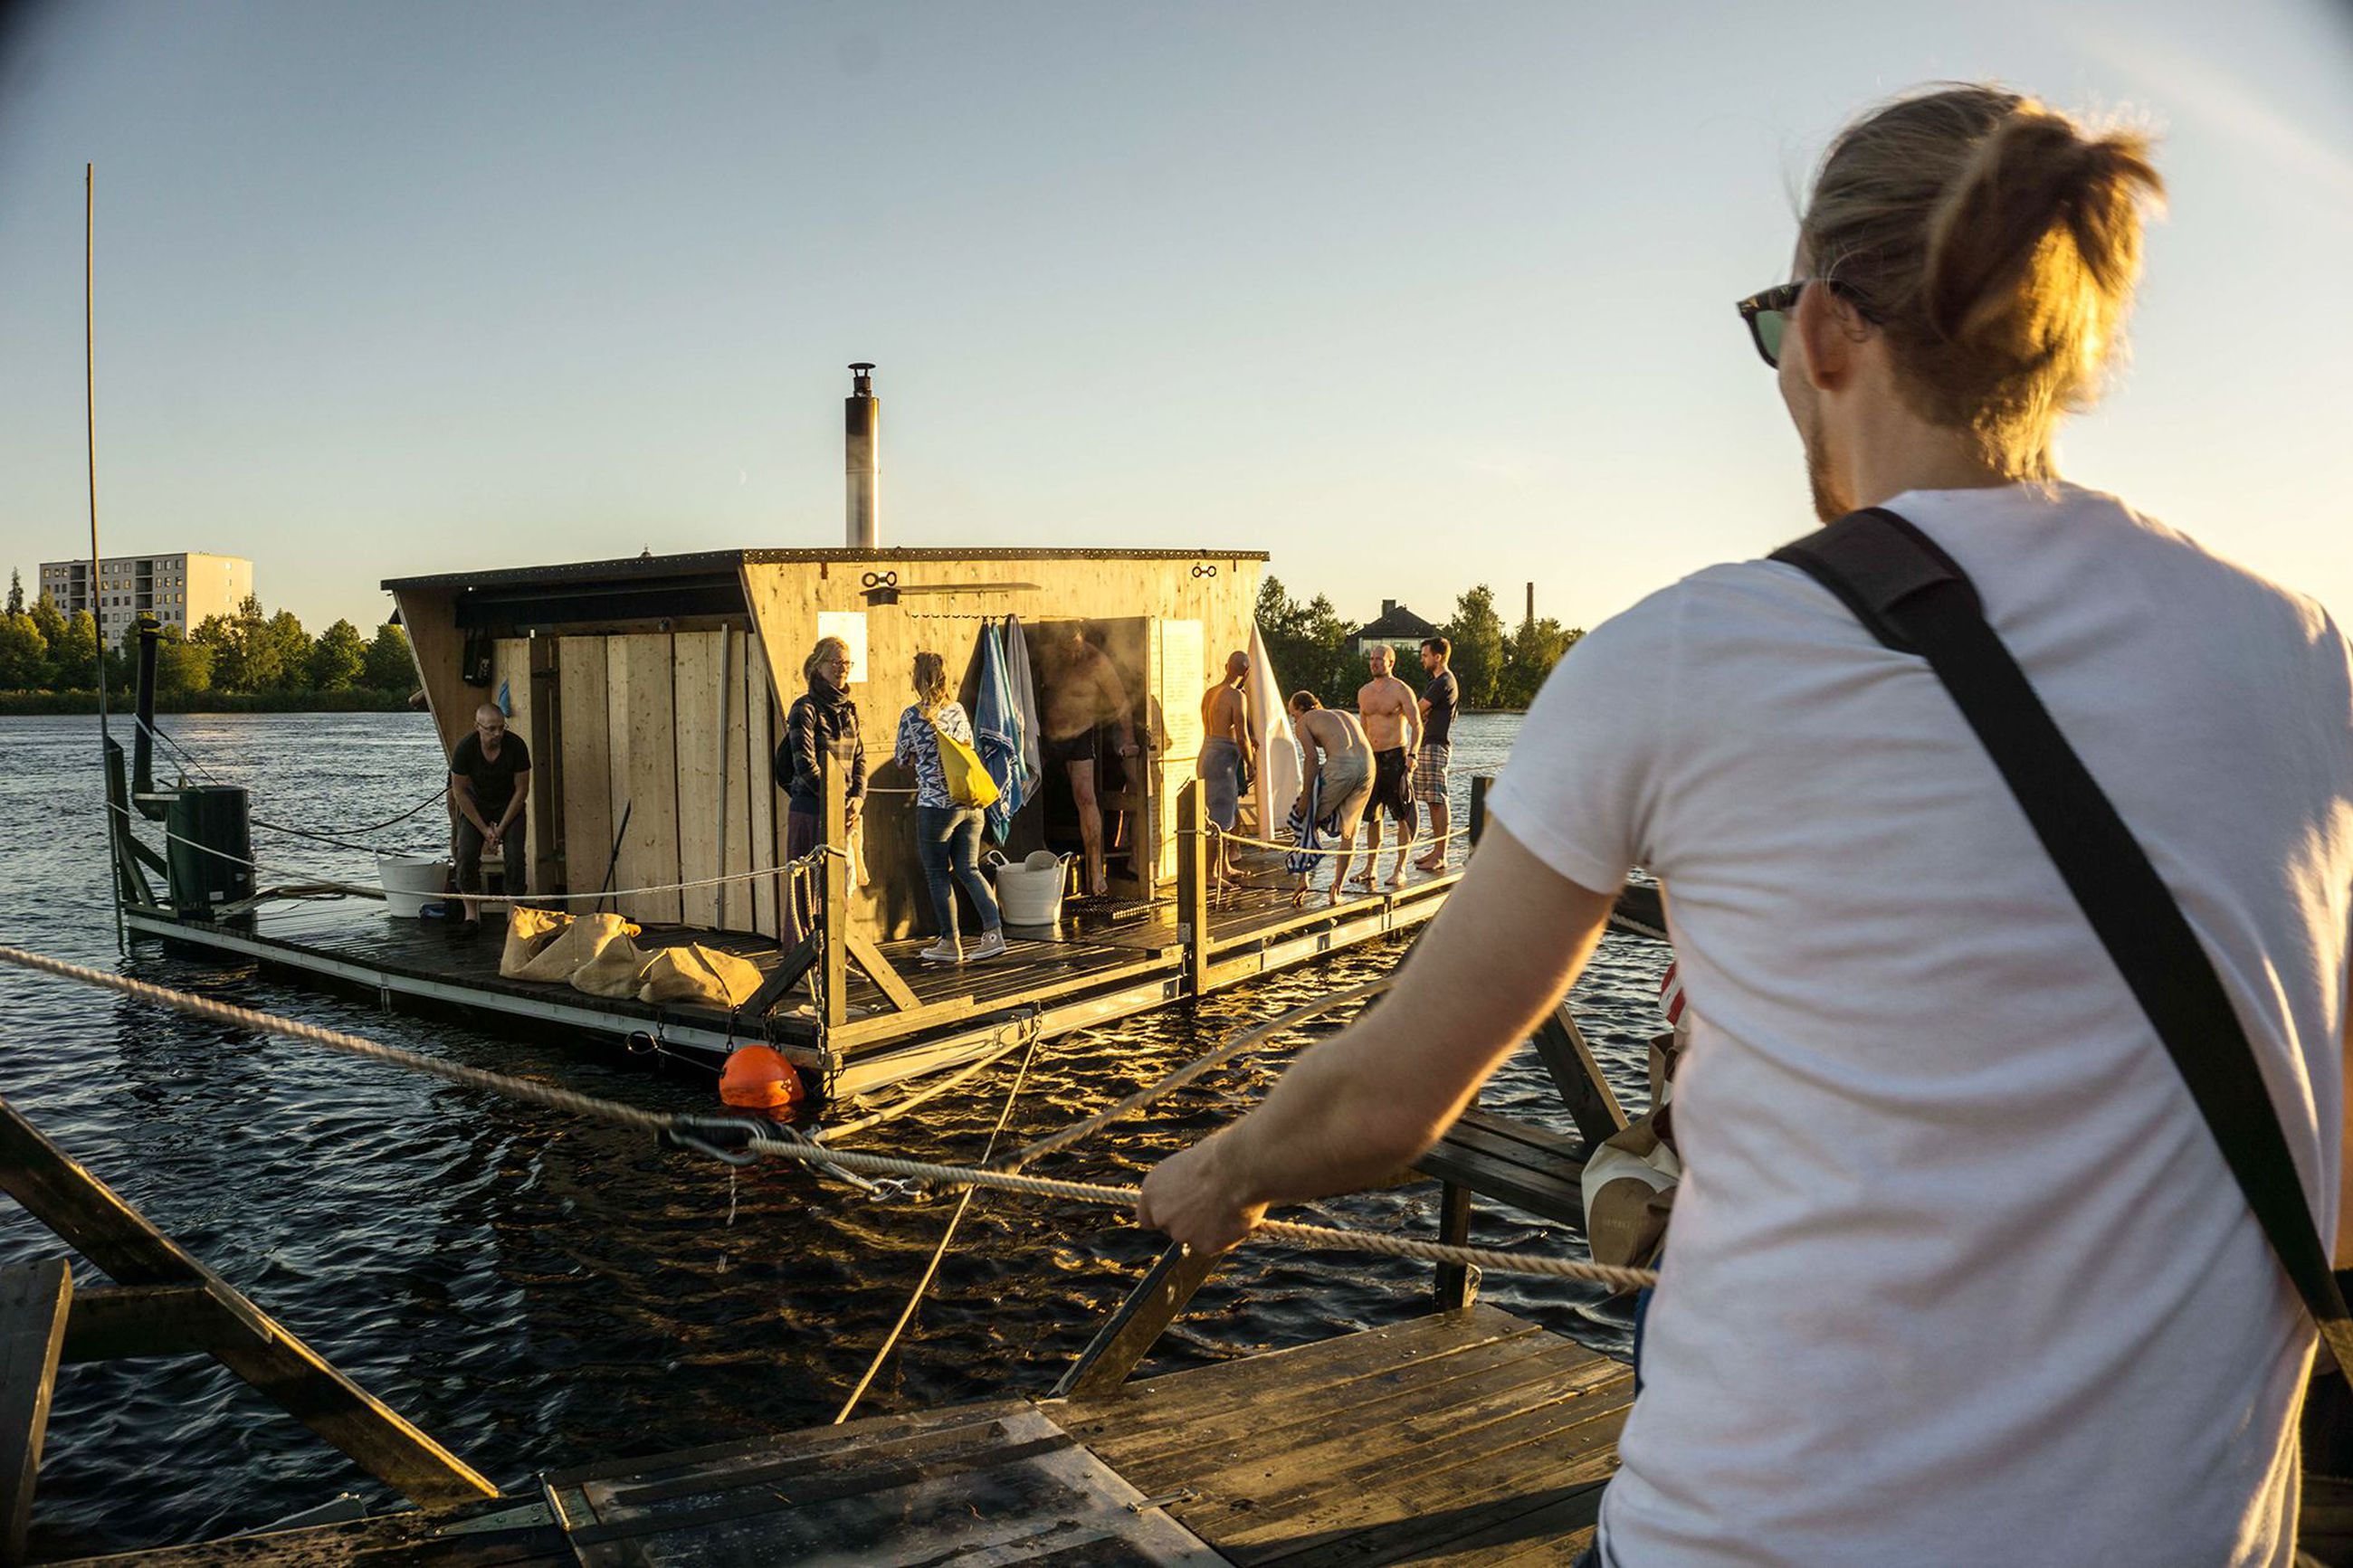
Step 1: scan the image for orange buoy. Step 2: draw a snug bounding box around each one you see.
[719,1044,805,1119]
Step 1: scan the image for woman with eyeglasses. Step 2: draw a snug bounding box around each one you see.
[774,634,865,946]
[893,651,1005,964]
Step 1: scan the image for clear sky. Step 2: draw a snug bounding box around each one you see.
[3,1,2348,638]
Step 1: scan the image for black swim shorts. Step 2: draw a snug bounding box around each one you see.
[1370,746,1414,823]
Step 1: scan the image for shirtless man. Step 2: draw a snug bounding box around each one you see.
[1351,645,1423,890]
[1040,622,1141,898]
[1197,651,1256,888]
[1284,692,1374,906]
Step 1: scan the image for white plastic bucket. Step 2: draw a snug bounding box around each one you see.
[378,853,451,918]
[990,850,1070,927]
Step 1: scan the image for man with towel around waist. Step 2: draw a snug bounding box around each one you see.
[1197,651,1255,889]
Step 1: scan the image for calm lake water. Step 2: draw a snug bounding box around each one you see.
[0,709,1666,1556]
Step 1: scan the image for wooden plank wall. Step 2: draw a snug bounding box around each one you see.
[672,632,724,929]
[543,627,780,934]
[745,630,779,937]
[738,556,1261,939]
[605,632,683,926]
[557,638,614,907]
[490,637,543,888]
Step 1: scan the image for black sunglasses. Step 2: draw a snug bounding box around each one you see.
[1735,279,1871,368]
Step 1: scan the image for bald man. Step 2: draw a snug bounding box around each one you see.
[1198,650,1257,885]
[451,701,530,921]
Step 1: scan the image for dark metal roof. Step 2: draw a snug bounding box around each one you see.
[1349,603,1443,641]
[382,544,1268,594]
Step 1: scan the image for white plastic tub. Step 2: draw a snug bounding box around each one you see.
[378,853,452,918]
[990,850,1071,927]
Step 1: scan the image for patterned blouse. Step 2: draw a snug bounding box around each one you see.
[894,701,976,809]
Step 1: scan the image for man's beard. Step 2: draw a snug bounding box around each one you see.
[1800,403,1854,523]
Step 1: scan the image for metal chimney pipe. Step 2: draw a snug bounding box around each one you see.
[1526,582,1535,627]
[845,362,880,549]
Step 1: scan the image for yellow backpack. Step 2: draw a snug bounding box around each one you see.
[929,710,1001,810]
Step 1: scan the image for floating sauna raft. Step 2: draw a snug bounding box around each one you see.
[59,1307,1629,1568]
[116,544,1623,1101]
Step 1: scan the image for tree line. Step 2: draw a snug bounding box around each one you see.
[1255,577,1582,712]
[0,569,414,700]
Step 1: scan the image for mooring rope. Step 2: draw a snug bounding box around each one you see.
[0,946,1653,1291]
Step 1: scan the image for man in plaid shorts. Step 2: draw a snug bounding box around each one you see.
[1412,636,1458,872]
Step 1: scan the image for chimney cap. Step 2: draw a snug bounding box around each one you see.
[848,361,875,372]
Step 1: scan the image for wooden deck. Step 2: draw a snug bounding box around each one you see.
[122,858,1464,1102]
[58,1307,1629,1567]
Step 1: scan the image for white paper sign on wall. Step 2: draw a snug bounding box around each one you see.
[815,611,869,684]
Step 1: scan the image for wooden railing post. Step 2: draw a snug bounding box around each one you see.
[821,764,849,1031]
[1468,774,1492,851]
[1176,778,1209,997]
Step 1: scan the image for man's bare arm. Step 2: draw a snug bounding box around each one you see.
[1138,825,1617,1251]
[1402,679,1422,753]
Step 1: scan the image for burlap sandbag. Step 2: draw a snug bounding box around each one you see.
[498,907,573,978]
[637,944,765,1009]
[568,929,653,999]
[512,912,637,984]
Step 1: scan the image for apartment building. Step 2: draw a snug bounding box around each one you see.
[37,552,254,644]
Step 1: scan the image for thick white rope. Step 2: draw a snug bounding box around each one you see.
[0,946,1652,1291]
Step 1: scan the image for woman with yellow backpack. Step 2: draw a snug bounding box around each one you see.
[894,651,1005,964]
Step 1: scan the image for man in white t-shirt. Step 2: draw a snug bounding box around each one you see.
[1138,84,2353,1566]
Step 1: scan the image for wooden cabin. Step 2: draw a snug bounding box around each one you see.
[386,546,1267,941]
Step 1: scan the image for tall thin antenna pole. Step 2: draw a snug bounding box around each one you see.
[88,162,122,954]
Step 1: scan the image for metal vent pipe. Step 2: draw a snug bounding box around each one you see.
[845,362,880,548]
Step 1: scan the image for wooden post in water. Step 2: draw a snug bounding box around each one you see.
[1176,778,1209,997]
[0,1258,69,1565]
[1468,774,1492,851]
[821,765,850,1030]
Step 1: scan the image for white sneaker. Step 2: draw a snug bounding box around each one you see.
[917,939,961,965]
[967,930,1007,962]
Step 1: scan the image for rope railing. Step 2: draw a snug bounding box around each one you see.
[0,946,1653,1292]
[110,800,845,908]
[1195,823,1469,860]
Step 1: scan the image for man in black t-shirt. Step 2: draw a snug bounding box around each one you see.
[450,702,530,916]
[1413,637,1459,872]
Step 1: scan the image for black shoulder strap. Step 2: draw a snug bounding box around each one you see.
[1773,506,2353,1372]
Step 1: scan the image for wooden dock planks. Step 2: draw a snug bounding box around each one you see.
[58,1311,1630,1566]
[1064,1306,1630,1567]
[542,1400,1224,1567]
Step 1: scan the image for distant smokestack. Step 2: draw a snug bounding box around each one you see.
[845,362,880,549]
[1525,582,1535,627]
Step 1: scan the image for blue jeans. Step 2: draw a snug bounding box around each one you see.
[916,805,1001,940]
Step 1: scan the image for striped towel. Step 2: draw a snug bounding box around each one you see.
[1659,961,1685,1026]
[1284,773,1325,878]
